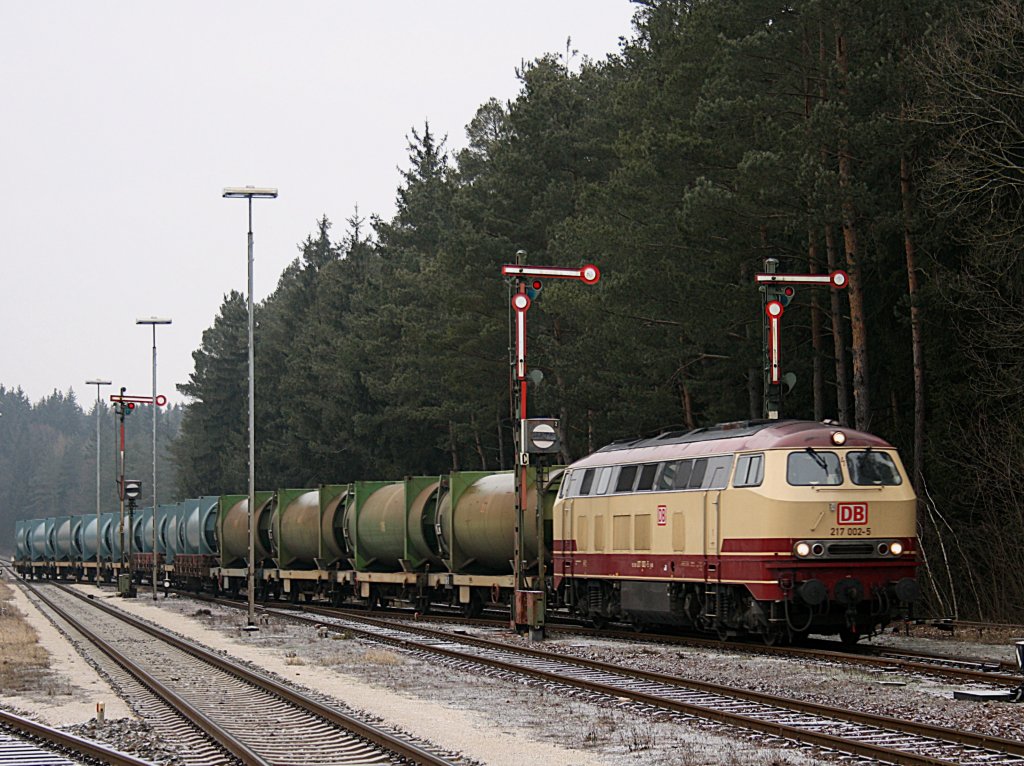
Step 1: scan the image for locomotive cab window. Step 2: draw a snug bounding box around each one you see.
[787,450,842,485]
[733,453,764,488]
[594,466,614,495]
[846,451,902,485]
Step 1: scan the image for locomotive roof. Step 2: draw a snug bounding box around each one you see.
[571,420,894,468]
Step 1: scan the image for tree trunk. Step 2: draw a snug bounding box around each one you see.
[819,22,851,426]
[496,408,506,470]
[809,232,825,421]
[824,225,851,425]
[836,28,871,431]
[901,152,926,494]
[448,420,460,472]
[471,413,487,470]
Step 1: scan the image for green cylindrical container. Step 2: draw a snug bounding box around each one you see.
[436,472,557,575]
[272,489,320,569]
[346,483,406,570]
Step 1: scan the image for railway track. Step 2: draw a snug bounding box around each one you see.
[0,708,153,766]
[230,600,1024,766]
[322,604,1024,689]
[17,580,464,766]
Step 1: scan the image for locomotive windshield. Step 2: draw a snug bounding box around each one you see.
[846,450,902,485]
[787,450,842,485]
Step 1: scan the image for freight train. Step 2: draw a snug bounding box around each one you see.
[12,419,919,644]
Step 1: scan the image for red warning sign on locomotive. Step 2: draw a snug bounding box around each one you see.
[837,503,868,525]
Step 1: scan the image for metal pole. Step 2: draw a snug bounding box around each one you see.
[247,196,256,626]
[151,325,158,600]
[86,380,111,579]
[223,185,276,628]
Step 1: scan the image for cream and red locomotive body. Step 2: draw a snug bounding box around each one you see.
[553,419,919,643]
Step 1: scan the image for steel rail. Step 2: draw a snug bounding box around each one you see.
[284,604,1024,766]
[26,583,269,766]
[0,708,155,766]
[320,602,1023,687]
[52,584,456,766]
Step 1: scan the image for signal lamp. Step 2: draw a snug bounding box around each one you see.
[889,541,904,556]
[795,541,811,558]
[830,430,846,446]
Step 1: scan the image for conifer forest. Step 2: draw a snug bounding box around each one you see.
[3,0,1023,622]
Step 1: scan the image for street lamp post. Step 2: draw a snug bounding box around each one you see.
[137,317,171,600]
[223,185,277,627]
[85,379,112,578]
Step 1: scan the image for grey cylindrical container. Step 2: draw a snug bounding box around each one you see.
[81,516,100,562]
[221,495,273,567]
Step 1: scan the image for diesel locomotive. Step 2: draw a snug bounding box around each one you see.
[13,419,919,644]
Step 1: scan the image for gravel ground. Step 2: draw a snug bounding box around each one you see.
[5,582,1024,766]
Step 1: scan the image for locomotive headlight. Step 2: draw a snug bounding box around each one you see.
[830,430,847,446]
[890,541,904,556]
[795,541,811,558]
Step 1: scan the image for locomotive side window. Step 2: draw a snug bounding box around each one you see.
[733,454,765,488]
[657,461,679,490]
[595,466,614,495]
[615,465,639,493]
[671,460,694,489]
[687,458,708,489]
[636,462,659,491]
[846,451,902,485]
[787,450,842,485]
[703,455,734,489]
[578,468,596,496]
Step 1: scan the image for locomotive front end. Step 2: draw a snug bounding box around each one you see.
[758,429,920,643]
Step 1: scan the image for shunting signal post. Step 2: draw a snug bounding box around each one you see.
[110,388,167,597]
[756,258,848,419]
[502,252,600,640]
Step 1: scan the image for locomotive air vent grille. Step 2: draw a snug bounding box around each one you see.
[826,542,876,557]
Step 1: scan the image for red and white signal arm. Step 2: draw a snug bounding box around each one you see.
[502,263,601,285]
[755,270,848,289]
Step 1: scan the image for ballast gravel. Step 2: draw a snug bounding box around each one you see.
[4,582,1024,766]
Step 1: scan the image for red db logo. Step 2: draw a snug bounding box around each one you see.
[837,503,868,525]
[657,505,667,526]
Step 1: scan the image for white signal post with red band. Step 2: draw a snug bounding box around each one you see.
[756,264,849,418]
[502,260,600,637]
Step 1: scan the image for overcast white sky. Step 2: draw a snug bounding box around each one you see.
[0,2,635,408]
